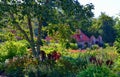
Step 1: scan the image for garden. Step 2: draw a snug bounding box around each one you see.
[0,0,120,77]
[0,40,120,77]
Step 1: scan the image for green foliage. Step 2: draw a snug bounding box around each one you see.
[5,55,38,77]
[113,55,120,76]
[70,43,78,49]
[77,65,117,77]
[88,18,104,37]
[0,32,15,41]
[47,23,73,48]
[98,13,116,43]
[89,13,117,43]
[0,40,28,62]
[114,40,120,53]
[0,62,4,72]
[0,46,119,77]
[59,56,88,71]
[114,17,120,53]
[0,33,6,41]
[91,44,99,50]
[6,66,24,77]
[0,0,94,58]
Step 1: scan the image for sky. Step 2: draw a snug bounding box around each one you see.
[78,0,120,18]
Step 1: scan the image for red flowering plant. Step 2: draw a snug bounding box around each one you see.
[89,56,104,66]
[106,60,114,66]
[51,51,61,61]
[89,56,114,67]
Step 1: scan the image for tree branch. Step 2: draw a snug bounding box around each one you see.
[10,12,31,43]
[16,24,31,42]
[27,16,34,43]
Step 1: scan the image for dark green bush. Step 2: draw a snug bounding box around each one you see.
[70,38,76,43]
[77,65,117,77]
[65,42,70,49]
[0,62,5,73]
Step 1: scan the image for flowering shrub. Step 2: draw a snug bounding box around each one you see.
[89,56,114,66]
[38,50,61,62]
[51,51,61,61]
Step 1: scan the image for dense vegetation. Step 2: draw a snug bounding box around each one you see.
[0,0,120,77]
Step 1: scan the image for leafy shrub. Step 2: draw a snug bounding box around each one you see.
[2,46,119,77]
[0,32,16,41]
[64,42,70,49]
[77,65,117,77]
[5,55,39,77]
[0,42,17,62]
[113,56,120,76]
[0,40,28,62]
[0,33,6,42]
[56,55,88,76]
[91,44,99,50]
[70,38,76,43]
[114,40,120,53]
[0,62,5,75]
[70,43,78,49]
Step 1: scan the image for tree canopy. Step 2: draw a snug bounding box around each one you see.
[88,13,117,43]
[0,0,94,58]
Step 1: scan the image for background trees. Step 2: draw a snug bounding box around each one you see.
[88,13,117,44]
[98,13,116,43]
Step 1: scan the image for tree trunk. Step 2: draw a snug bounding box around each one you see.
[27,16,38,58]
[36,17,42,57]
[30,42,37,57]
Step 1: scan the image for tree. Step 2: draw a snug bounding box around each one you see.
[89,13,117,43]
[0,0,94,58]
[88,18,101,37]
[60,0,94,33]
[46,0,94,44]
[0,0,63,58]
[98,13,116,43]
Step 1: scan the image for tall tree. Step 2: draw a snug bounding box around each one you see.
[98,13,116,43]
[0,0,62,58]
[60,0,94,32]
[47,0,94,43]
[0,0,94,58]
[88,18,101,37]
